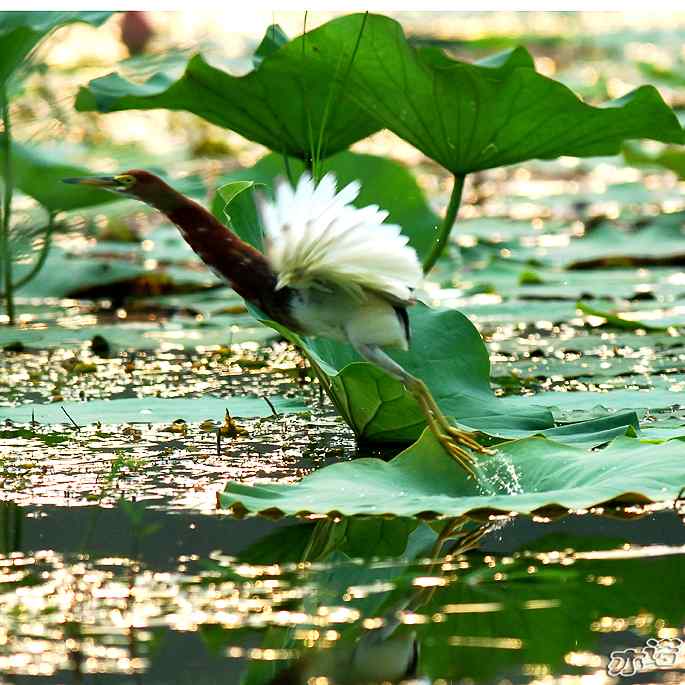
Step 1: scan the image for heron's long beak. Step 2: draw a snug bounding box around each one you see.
[63,176,134,195]
[62,175,119,187]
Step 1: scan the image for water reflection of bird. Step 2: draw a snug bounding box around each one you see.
[64,170,491,475]
[267,621,426,685]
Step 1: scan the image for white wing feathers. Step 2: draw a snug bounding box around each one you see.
[258,172,423,303]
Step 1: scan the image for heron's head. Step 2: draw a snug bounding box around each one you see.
[63,169,174,207]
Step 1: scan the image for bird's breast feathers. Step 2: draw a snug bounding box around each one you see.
[290,286,411,350]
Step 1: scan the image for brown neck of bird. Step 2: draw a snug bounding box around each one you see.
[147,190,300,330]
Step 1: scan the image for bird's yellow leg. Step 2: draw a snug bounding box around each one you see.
[352,343,493,478]
[410,377,494,453]
[404,376,494,479]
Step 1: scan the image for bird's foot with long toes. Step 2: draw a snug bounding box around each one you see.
[436,425,496,479]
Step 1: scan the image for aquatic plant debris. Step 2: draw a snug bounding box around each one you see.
[219,432,685,518]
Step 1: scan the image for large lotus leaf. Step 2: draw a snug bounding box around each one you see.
[220,432,685,518]
[531,384,685,416]
[273,303,556,442]
[300,14,683,174]
[487,411,640,447]
[211,151,440,261]
[75,24,381,160]
[0,12,112,87]
[0,142,121,211]
[1,396,304,425]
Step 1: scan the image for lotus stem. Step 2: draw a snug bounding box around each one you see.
[422,173,465,274]
[283,154,295,186]
[312,11,369,176]
[9,211,56,291]
[300,518,335,562]
[0,86,15,324]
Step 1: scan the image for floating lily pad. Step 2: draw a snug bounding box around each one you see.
[511,213,685,268]
[1,396,305,425]
[15,246,220,298]
[15,247,145,297]
[0,316,272,352]
[493,353,684,386]
[532,385,685,416]
[487,410,640,447]
[462,257,685,301]
[220,432,685,518]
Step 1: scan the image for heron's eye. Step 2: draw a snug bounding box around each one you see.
[114,174,136,188]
